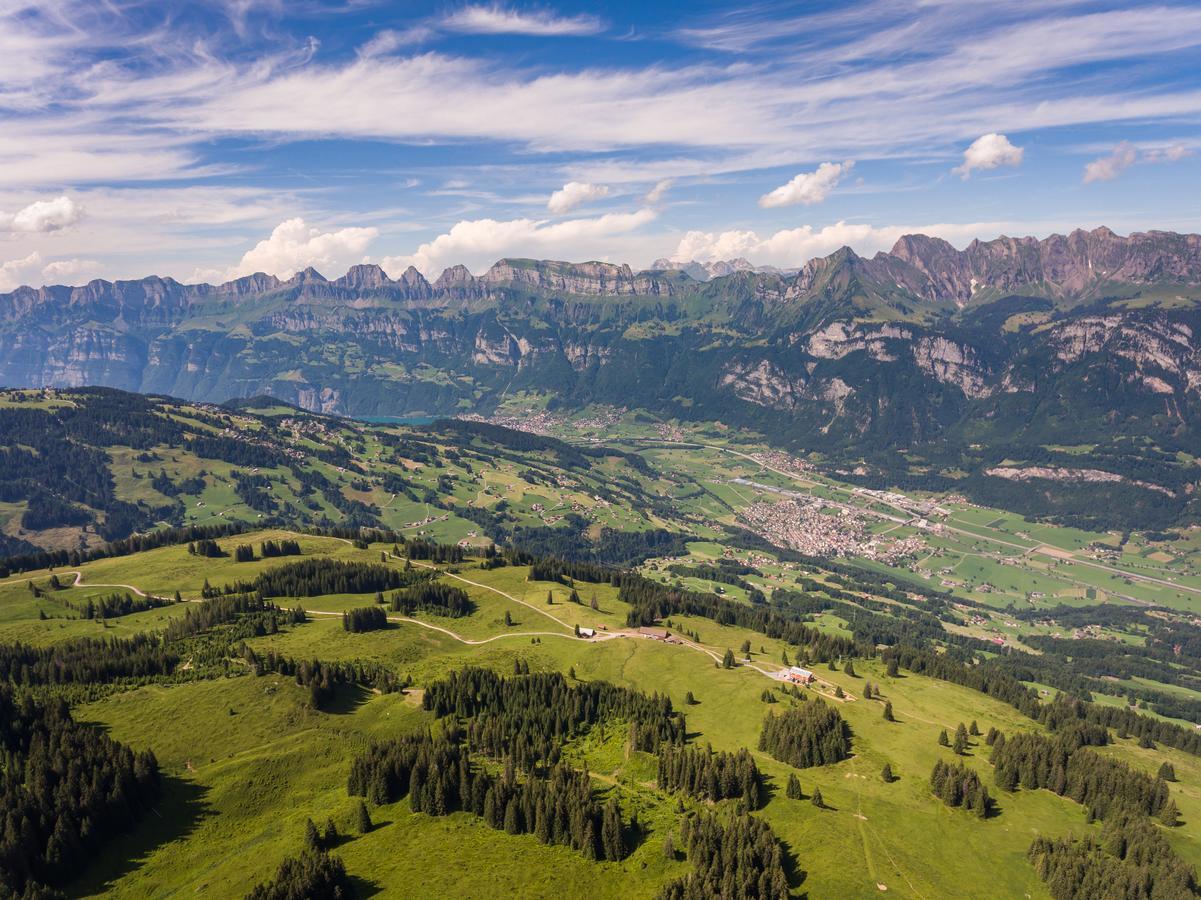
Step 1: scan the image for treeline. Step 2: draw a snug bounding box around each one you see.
[1028,810,1198,900]
[343,606,388,633]
[656,744,762,807]
[0,687,161,896]
[390,583,474,618]
[884,645,1201,758]
[758,700,850,768]
[0,634,176,687]
[528,557,613,585]
[0,521,250,578]
[991,728,1169,821]
[929,760,994,817]
[658,811,790,900]
[211,558,428,599]
[423,668,685,771]
[347,731,629,861]
[619,574,855,663]
[48,588,171,620]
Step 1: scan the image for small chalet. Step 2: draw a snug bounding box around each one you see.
[638,626,670,641]
[579,627,596,638]
[782,666,814,684]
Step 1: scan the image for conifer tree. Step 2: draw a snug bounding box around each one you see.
[883,700,894,722]
[785,773,802,800]
[355,800,373,834]
[810,787,823,808]
[881,763,893,783]
[938,729,950,747]
[1158,762,1176,782]
[722,649,735,669]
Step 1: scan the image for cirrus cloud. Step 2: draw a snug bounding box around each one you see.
[952,133,1024,179]
[759,161,853,208]
[442,5,603,36]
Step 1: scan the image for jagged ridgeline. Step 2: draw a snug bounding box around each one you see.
[4,230,1201,527]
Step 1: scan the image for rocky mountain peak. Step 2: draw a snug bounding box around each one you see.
[335,264,391,290]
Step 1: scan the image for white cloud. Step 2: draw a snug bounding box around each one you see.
[442,5,603,36]
[645,179,673,204]
[388,208,657,276]
[358,28,435,58]
[547,181,609,214]
[0,252,43,291]
[0,196,83,233]
[1083,142,1138,183]
[231,218,379,278]
[1083,140,1193,183]
[673,220,1038,268]
[953,133,1024,179]
[759,161,853,208]
[41,258,100,282]
[1146,142,1191,163]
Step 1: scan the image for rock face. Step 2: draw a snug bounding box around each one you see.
[1,228,1200,462]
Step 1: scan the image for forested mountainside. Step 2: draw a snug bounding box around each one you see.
[2,227,1200,514]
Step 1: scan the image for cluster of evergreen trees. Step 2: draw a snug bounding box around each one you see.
[0,688,161,896]
[990,728,1170,821]
[0,633,176,688]
[188,538,226,558]
[657,811,790,900]
[758,700,850,768]
[929,760,994,817]
[1028,809,1198,900]
[400,538,466,563]
[528,557,613,585]
[422,668,685,770]
[245,846,353,900]
[389,583,474,618]
[63,589,170,620]
[342,606,388,633]
[619,573,855,663]
[241,648,405,708]
[656,744,763,807]
[347,731,629,861]
[210,558,428,599]
[234,544,256,562]
[260,538,301,558]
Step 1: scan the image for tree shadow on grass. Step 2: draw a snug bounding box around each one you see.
[348,874,385,897]
[69,775,211,895]
[323,682,373,715]
[779,836,808,897]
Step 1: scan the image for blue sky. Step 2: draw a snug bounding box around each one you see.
[1,0,1200,288]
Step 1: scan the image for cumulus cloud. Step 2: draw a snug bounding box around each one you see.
[41,258,100,282]
[673,220,1029,268]
[0,252,44,291]
[547,181,610,214]
[0,196,83,233]
[1083,142,1138,183]
[232,218,379,278]
[758,161,853,208]
[442,5,603,36]
[388,208,657,276]
[953,133,1024,178]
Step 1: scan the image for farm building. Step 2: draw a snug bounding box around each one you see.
[782,666,815,684]
[638,626,671,641]
[579,627,596,638]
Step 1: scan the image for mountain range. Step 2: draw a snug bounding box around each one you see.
[3,225,1201,527]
